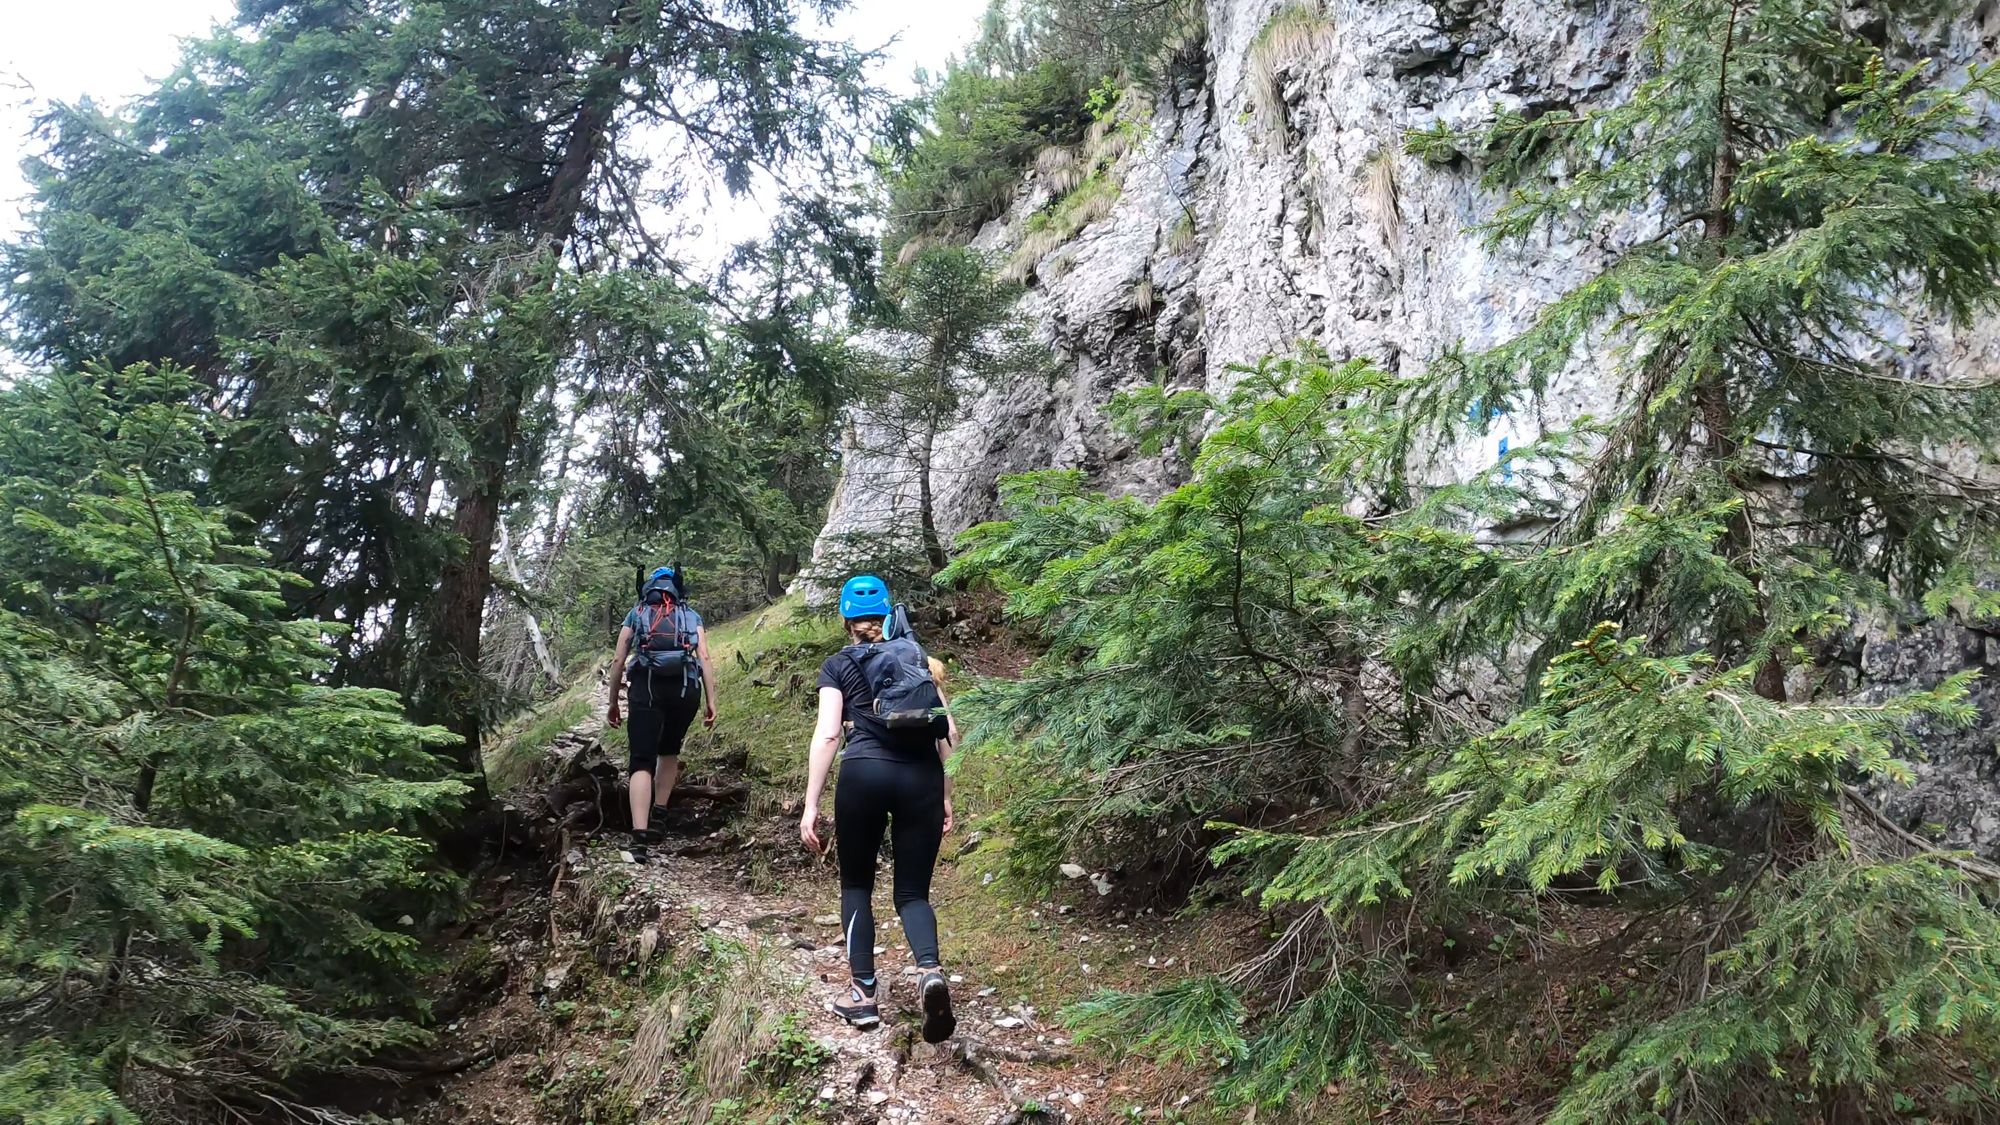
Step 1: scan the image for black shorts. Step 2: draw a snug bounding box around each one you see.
[625,666,701,773]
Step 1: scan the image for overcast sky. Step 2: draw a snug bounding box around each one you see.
[0,0,988,249]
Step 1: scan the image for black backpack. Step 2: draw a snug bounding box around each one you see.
[844,622,946,741]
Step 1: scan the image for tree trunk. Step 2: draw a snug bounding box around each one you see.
[420,19,639,805]
[429,450,508,797]
[764,550,786,600]
[498,519,562,688]
[1697,0,1786,707]
[916,418,948,573]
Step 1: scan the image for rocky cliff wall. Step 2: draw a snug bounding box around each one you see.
[807,0,2000,855]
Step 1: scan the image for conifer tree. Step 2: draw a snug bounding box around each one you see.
[5,0,874,780]
[0,366,465,1121]
[955,2,2000,1116]
[856,244,1035,574]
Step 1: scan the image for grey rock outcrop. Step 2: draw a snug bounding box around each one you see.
[805,0,2000,854]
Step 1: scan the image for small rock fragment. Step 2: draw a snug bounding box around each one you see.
[1059,863,1087,879]
[539,959,573,995]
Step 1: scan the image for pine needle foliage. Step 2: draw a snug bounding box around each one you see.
[944,356,1421,883]
[0,366,466,1121]
[1064,976,1247,1067]
[957,2,2000,1115]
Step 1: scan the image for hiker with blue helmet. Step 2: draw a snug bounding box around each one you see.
[799,574,960,1043]
[608,566,716,856]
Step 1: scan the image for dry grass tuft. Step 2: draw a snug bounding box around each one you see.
[1168,209,1200,254]
[1005,225,1069,284]
[1068,183,1119,229]
[895,234,932,267]
[1247,3,1337,142]
[1131,277,1158,317]
[616,987,685,1103]
[1362,148,1404,256]
[1036,145,1083,195]
[615,938,801,1124]
[1005,171,1121,284]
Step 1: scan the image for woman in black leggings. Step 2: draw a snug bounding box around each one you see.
[799,575,958,1042]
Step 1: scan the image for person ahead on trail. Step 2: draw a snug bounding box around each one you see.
[799,575,959,1043]
[608,566,717,854]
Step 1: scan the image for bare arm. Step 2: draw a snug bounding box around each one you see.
[696,626,719,726]
[799,686,844,852]
[936,686,956,832]
[607,625,633,725]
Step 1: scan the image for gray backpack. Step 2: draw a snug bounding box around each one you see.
[631,604,699,696]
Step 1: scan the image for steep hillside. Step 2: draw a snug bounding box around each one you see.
[811,0,2000,858]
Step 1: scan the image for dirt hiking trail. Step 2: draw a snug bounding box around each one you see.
[409,720,1153,1125]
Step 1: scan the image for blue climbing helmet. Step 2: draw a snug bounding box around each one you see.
[838,574,891,620]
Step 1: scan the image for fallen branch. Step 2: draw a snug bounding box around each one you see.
[674,781,749,802]
[1843,785,2000,883]
[959,1036,1071,1066]
[367,1049,496,1078]
[954,1038,1069,1122]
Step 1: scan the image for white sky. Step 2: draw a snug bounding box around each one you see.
[0,0,987,256]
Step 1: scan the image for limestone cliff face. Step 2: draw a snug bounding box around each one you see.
[808,1,2000,854]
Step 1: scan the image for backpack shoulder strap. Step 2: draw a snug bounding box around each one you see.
[839,643,868,678]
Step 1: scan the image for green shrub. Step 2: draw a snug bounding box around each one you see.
[881,60,1095,256]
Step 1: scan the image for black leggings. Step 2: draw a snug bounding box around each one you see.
[625,668,700,773]
[834,755,944,981]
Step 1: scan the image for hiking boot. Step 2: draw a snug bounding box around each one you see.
[917,970,956,1044]
[627,827,659,863]
[833,981,879,1029]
